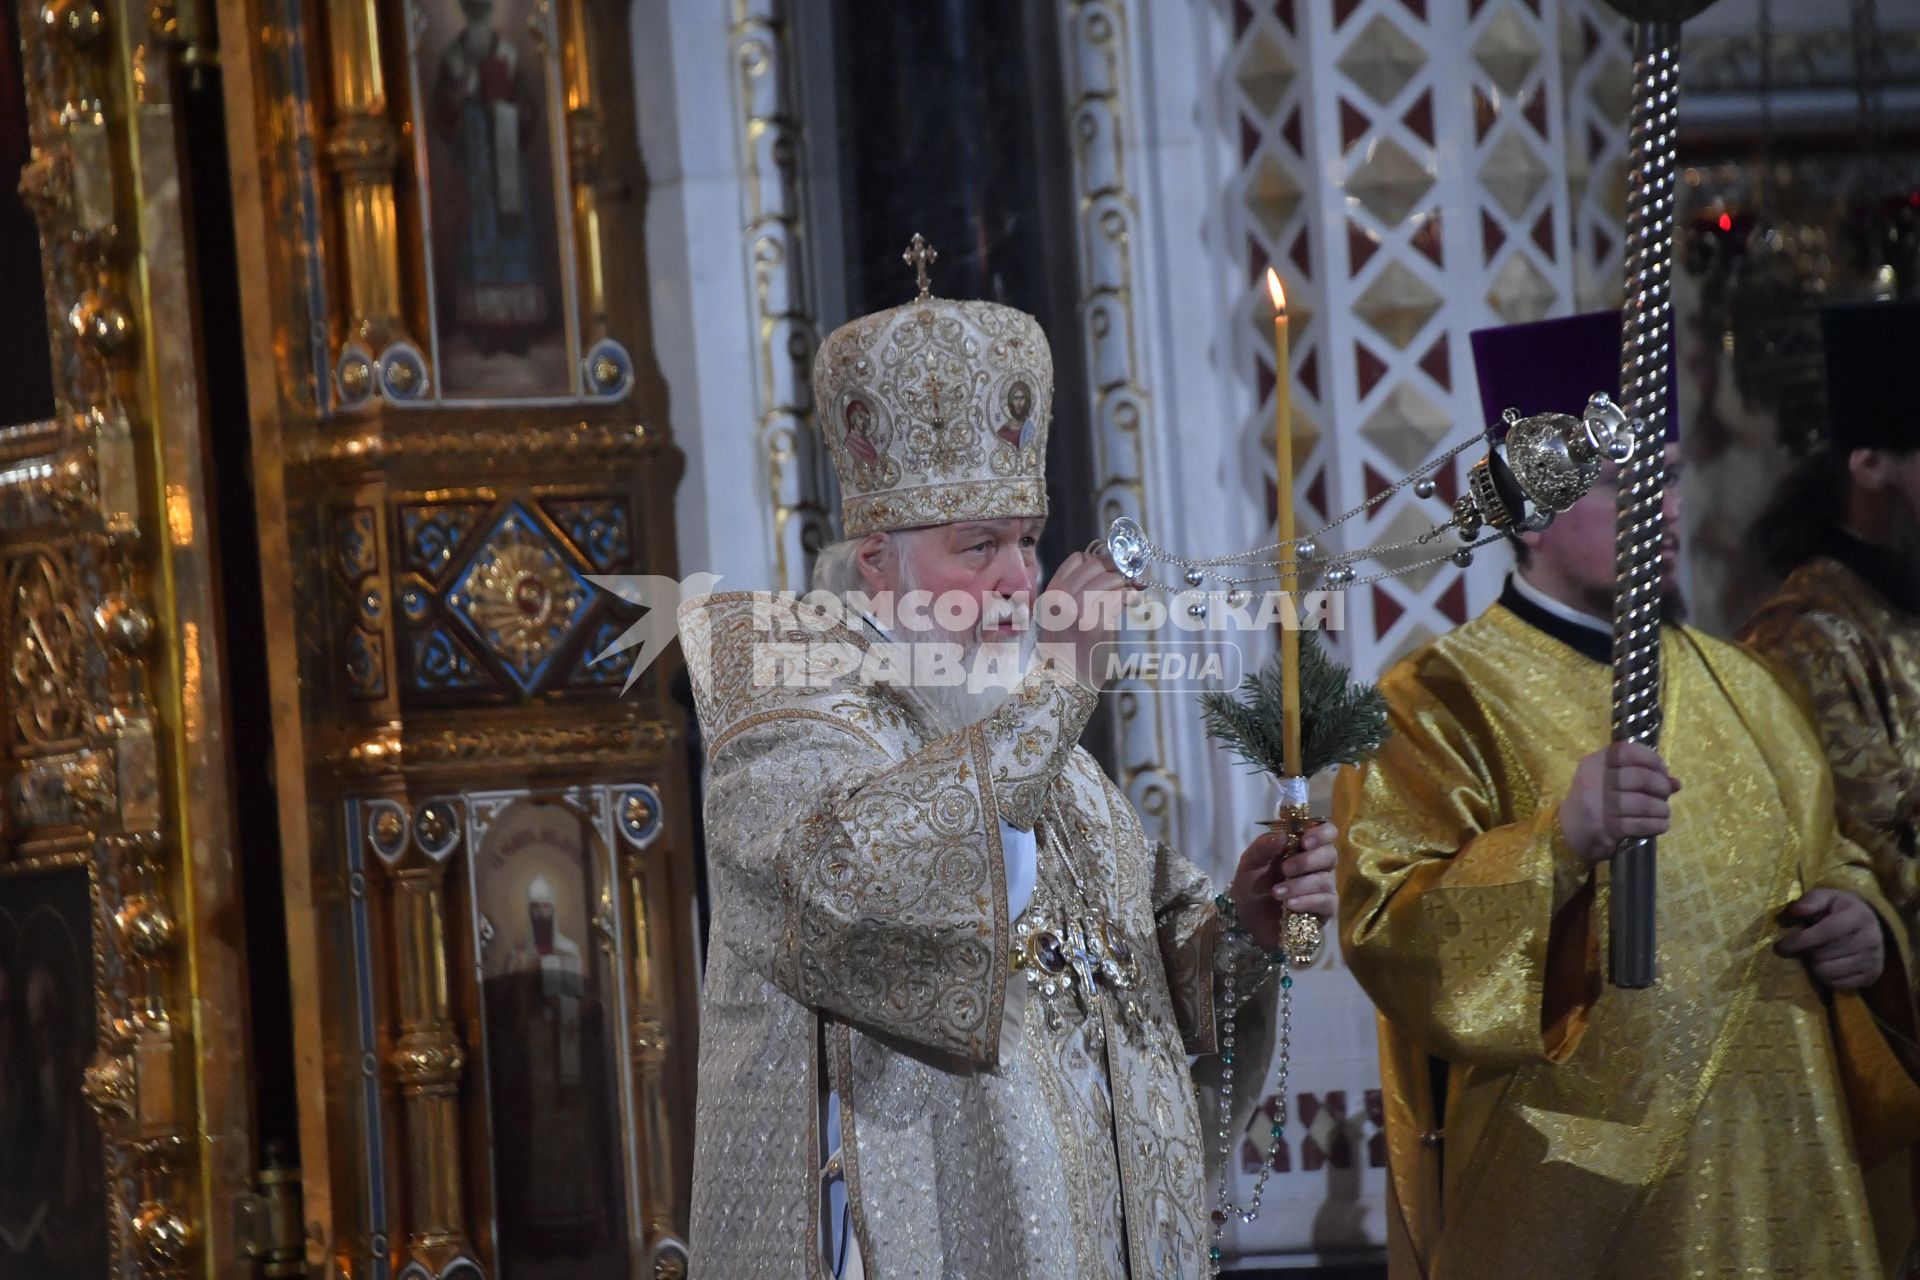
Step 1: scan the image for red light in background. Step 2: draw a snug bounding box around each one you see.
[1717,213,1732,232]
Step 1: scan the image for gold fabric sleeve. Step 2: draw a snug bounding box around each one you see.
[1150,838,1223,1055]
[1750,638,1920,1168]
[1750,611,1920,915]
[1333,666,1600,1071]
[1812,835,1920,1168]
[1749,633,1918,999]
[688,593,1097,1067]
[1145,837,1281,1057]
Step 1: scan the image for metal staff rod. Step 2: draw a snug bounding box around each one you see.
[1606,3,1711,987]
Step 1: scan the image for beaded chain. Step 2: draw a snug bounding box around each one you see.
[1100,433,1493,601]
[1203,887,1295,1277]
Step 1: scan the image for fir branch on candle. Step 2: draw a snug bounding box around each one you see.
[1200,632,1389,780]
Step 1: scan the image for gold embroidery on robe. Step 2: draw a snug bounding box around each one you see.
[1334,603,1911,1279]
[1744,554,1920,1272]
[679,592,1270,1278]
[1744,555,1920,973]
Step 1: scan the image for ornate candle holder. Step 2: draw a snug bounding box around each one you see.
[1260,802,1330,969]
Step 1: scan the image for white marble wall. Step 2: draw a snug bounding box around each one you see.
[631,0,830,599]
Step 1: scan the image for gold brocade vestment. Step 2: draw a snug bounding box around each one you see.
[1742,539,1920,979]
[1334,592,1912,1279]
[678,593,1267,1279]
[1743,536,1920,1272]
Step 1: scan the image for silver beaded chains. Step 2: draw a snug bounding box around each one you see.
[1204,895,1293,1277]
[1100,395,1641,607]
[1102,433,1489,600]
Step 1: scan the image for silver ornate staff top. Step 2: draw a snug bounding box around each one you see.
[1101,395,1639,601]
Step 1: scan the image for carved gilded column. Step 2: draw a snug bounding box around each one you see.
[324,0,418,400]
[90,834,196,1279]
[615,785,682,1274]
[386,800,477,1273]
[21,7,192,1277]
[557,0,634,398]
[561,0,609,344]
[11,0,265,1272]
[116,838,194,1278]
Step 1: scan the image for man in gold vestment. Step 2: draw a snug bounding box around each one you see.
[1742,299,1920,1273]
[1335,312,1913,1278]
[679,262,1337,1278]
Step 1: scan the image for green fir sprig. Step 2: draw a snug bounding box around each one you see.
[1199,631,1389,780]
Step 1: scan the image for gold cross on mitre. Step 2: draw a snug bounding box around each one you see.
[903,233,938,300]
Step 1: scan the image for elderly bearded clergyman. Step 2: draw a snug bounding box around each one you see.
[676,258,1337,1279]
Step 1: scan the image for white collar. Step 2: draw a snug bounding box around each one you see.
[1510,572,1610,636]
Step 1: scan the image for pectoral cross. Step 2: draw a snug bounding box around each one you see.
[1060,918,1107,1047]
[1066,917,1149,1045]
[1063,918,1103,1004]
[903,233,938,300]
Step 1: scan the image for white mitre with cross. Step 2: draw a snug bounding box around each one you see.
[813,235,1054,537]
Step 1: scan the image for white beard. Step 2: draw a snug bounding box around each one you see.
[896,632,1036,735]
[859,552,1038,737]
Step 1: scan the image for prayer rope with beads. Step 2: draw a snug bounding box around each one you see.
[1205,890,1295,1275]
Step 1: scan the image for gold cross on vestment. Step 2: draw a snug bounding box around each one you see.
[903,233,938,299]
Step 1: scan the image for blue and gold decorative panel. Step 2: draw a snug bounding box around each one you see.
[541,498,631,573]
[399,502,491,578]
[568,616,635,690]
[614,783,663,849]
[394,495,639,705]
[409,629,491,693]
[447,505,592,692]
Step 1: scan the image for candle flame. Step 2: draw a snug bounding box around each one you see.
[1265,267,1287,314]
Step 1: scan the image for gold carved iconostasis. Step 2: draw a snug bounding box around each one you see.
[0,1,699,1277]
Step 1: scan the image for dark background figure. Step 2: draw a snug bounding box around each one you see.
[1749,301,1920,590]
[422,0,572,397]
[482,863,626,1280]
[1739,297,1920,1278]
[432,0,549,354]
[0,895,107,1280]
